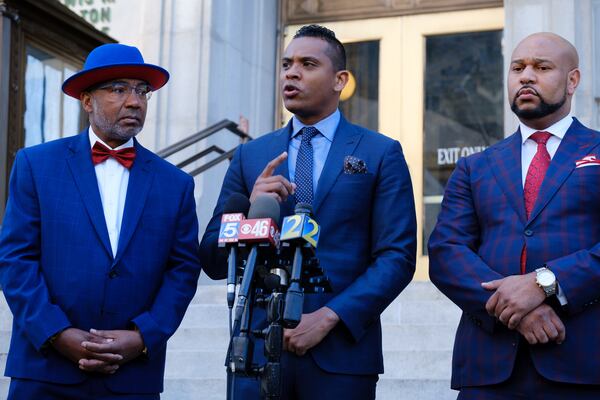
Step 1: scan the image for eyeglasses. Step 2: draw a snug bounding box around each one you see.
[94,81,153,101]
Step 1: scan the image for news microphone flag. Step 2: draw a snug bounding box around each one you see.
[218,213,244,245]
[280,214,319,248]
[237,218,280,248]
[234,195,281,325]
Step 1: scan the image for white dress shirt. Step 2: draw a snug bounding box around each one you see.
[89,128,133,257]
[520,114,573,186]
[519,114,573,305]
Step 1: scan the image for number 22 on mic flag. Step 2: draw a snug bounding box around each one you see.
[280,214,320,248]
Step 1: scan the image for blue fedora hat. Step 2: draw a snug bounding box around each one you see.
[62,43,170,99]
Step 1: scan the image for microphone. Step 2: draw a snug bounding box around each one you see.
[230,195,281,374]
[280,202,320,328]
[234,195,281,325]
[219,193,251,309]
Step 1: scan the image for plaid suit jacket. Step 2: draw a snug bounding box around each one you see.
[0,132,201,393]
[429,118,600,388]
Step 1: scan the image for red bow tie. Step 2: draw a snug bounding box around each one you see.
[91,142,136,169]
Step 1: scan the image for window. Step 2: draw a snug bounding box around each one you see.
[339,40,379,131]
[422,30,503,254]
[24,46,81,147]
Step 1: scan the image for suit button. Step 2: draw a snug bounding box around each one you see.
[524,230,533,237]
[108,270,118,279]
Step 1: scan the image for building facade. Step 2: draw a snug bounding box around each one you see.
[4,0,599,280]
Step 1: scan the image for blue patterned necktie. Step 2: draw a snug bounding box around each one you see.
[295,126,319,205]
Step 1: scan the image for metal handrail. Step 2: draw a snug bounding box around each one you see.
[157,119,252,177]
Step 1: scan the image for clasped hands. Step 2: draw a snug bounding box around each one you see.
[51,327,145,374]
[482,273,565,345]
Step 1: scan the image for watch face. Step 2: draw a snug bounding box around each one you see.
[538,270,556,286]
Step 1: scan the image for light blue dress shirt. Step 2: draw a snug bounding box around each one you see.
[288,109,340,192]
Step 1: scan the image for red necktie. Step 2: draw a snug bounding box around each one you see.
[91,141,136,169]
[520,131,552,273]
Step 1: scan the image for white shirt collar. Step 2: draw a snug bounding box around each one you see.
[520,114,573,144]
[88,126,135,150]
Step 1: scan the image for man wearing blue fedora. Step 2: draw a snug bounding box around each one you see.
[0,43,201,399]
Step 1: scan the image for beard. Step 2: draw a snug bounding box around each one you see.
[91,98,144,141]
[511,88,567,120]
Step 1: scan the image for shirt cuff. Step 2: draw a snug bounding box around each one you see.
[556,282,568,306]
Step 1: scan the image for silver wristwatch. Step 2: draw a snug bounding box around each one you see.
[535,266,557,297]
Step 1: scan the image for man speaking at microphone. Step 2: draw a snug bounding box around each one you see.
[200,24,417,399]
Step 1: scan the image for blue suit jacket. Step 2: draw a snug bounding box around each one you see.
[428,118,600,388]
[0,132,201,393]
[200,115,416,374]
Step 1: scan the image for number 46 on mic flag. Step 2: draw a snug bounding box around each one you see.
[280,214,320,248]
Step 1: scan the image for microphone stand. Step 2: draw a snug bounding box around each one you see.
[226,282,256,400]
[256,288,285,399]
[226,249,331,400]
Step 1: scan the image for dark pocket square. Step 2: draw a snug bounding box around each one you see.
[344,155,368,174]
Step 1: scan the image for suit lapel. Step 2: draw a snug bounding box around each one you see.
[114,139,155,264]
[486,131,527,226]
[312,117,362,213]
[269,121,292,181]
[528,118,600,223]
[269,122,295,217]
[67,132,113,258]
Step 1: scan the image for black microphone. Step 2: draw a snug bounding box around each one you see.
[234,195,281,325]
[230,195,281,375]
[219,193,251,309]
[280,202,320,328]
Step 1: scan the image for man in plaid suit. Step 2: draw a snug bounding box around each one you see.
[429,33,600,398]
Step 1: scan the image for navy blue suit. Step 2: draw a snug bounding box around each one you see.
[429,119,600,394]
[200,115,416,397]
[0,132,201,396]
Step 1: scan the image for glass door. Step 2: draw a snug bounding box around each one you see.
[422,30,504,255]
[284,7,504,279]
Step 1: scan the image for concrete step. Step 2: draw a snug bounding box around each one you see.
[180,284,461,329]
[161,377,455,400]
[377,378,456,400]
[164,349,452,380]
[383,350,452,379]
[0,330,10,352]
[190,280,458,305]
[167,323,457,354]
[177,304,229,329]
[179,300,461,330]
[381,296,461,327]
[190,284,227,305]
[168,326,230,351]
[382,325,456,351]
[165,351,225,379]
[0,377,8,398]
[0,296,11,332]
[163,378,225,400]
[396,281,453,301]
